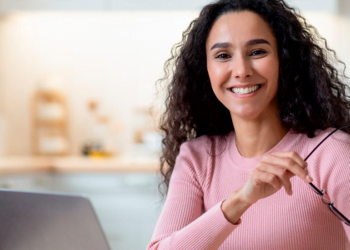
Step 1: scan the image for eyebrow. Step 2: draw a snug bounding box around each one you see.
[210,38,271,50]
[210,42,232,51]
[246,38,270,46]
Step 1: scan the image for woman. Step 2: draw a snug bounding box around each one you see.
[147,0,350,249]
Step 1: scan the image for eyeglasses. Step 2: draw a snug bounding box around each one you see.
[303,124,350,226]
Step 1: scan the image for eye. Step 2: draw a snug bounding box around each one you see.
[250,50,266,56]
[215,53,230,59]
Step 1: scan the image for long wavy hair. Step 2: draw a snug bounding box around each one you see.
[156,0,350,199]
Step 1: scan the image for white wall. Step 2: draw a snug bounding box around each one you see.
[0,0,341,12]
[0,0,212,11]
[304,12,350,80]
[0,10,349,156]
[0,11,198,155]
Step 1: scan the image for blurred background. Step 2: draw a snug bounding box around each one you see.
[0,0,349,249]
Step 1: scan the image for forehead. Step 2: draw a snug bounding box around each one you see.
[206,11,276,49]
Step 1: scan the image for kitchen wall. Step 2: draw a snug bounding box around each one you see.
[0,11,198,155]
[0,10,349,156]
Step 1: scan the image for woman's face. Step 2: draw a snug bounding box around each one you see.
[206,11,280,122]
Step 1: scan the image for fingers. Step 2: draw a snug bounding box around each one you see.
[251,169,282,191]
[256,162,293,195]
[270,151,307,170]
[261,152,313,183]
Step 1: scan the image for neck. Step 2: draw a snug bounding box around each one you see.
[231,113,289,159]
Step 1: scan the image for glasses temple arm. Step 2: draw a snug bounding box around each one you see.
[303,124,350,161]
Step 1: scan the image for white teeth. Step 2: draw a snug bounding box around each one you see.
[232,85,260,94]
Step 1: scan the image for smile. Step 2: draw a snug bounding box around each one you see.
[231,84,262,94]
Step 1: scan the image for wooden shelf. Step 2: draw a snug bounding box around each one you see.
[34,120,66,126]
[0,156,159,175]
[31,91,69,155]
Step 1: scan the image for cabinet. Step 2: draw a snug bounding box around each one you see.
[0,173,53,191]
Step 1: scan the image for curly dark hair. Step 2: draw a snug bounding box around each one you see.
[156,0,350,199]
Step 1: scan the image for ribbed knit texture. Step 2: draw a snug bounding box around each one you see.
[147,128,350,250]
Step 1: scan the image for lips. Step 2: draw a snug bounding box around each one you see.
[227,83,264,89]
[232,84,260,94]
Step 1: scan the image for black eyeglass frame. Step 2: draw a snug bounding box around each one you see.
[303,124,350,226]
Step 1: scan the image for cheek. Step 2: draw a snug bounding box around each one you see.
[253,56,279,85]
[207,62,231,89]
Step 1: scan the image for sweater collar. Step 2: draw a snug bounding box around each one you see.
[227,128,301,171]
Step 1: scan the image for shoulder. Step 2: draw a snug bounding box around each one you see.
[301,127,350,177]
[304,127,350,156]
[179,135,210,155]
[179,133,230,161]
[175,133,229,181]
[176,135,211,172]
[304,128,350,201]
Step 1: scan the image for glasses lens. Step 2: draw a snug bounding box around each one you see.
[329,205,350,226]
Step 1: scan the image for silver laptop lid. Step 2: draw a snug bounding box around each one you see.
[0,189,111,250]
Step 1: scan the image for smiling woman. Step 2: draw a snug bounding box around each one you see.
[206,11,280,122]
[147,0,350,249]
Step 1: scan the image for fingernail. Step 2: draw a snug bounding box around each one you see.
[304,167,308,171]
[306,175,313,183]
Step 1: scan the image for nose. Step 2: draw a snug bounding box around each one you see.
[232,56,253,79]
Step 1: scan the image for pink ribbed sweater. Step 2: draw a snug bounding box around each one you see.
[147,127,350,250]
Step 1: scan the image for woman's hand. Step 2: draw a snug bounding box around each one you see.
[238,151,313,206]
[222,151,313,224]
[221,152,312,224]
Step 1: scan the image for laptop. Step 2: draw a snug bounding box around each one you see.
[0,189,111,250]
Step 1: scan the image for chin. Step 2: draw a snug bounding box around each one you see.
[230,109,261,120]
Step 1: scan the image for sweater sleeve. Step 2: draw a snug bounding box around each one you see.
[315,131,350,242]
[146,139,240,250]
[324,150,350,241]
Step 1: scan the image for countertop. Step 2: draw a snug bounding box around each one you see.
[0,156,160,175]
